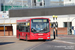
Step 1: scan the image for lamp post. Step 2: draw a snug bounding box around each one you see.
[53,15,56,39]
[3,0,5,36]
[56,16,58,37]
[53,15,58,39]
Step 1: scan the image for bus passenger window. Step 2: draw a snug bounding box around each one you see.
[19,26,25,32]
[26,26,30,32]
[26,27,28,32]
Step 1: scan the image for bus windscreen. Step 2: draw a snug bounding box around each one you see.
[31,19,49,33]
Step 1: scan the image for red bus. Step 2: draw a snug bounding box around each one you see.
[17,18,50,40]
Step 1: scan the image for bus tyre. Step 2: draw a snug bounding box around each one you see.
[26,35,28,41]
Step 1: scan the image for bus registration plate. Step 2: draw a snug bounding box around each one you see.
[38,38,43,39]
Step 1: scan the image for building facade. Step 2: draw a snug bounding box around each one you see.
[64,0,75,5]
[0,0,75,36]
[1,14,75,36]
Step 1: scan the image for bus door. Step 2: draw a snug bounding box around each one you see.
[25,22,30,39]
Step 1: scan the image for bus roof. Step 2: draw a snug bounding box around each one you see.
[17,17,50,23]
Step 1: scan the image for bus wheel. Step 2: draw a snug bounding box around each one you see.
[26,35,28,41]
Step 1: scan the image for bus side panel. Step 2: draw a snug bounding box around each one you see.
[21,32,30,40]
[26,32,30,40]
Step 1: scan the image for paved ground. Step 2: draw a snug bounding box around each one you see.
[0,37,45,50]
[56,35,75,43]
[27,40,75,50]
[0,35,75,50]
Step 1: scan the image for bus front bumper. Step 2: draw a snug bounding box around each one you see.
[29,35,50,40]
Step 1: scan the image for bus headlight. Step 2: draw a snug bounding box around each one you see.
[47,37,50,39]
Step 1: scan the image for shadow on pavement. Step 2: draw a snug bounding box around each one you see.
[28,40,46,42]
[19,38,55,42]
[0,42,15,45]
[18,39,46,42]
[46,38,55,41]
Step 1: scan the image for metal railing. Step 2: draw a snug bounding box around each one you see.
[1,0,75,11]
[7,3,75,8]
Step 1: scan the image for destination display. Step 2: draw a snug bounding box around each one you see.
[33,19,47,22]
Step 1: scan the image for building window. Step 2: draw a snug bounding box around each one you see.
[69,0,71,1]
[64,22,67,27]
